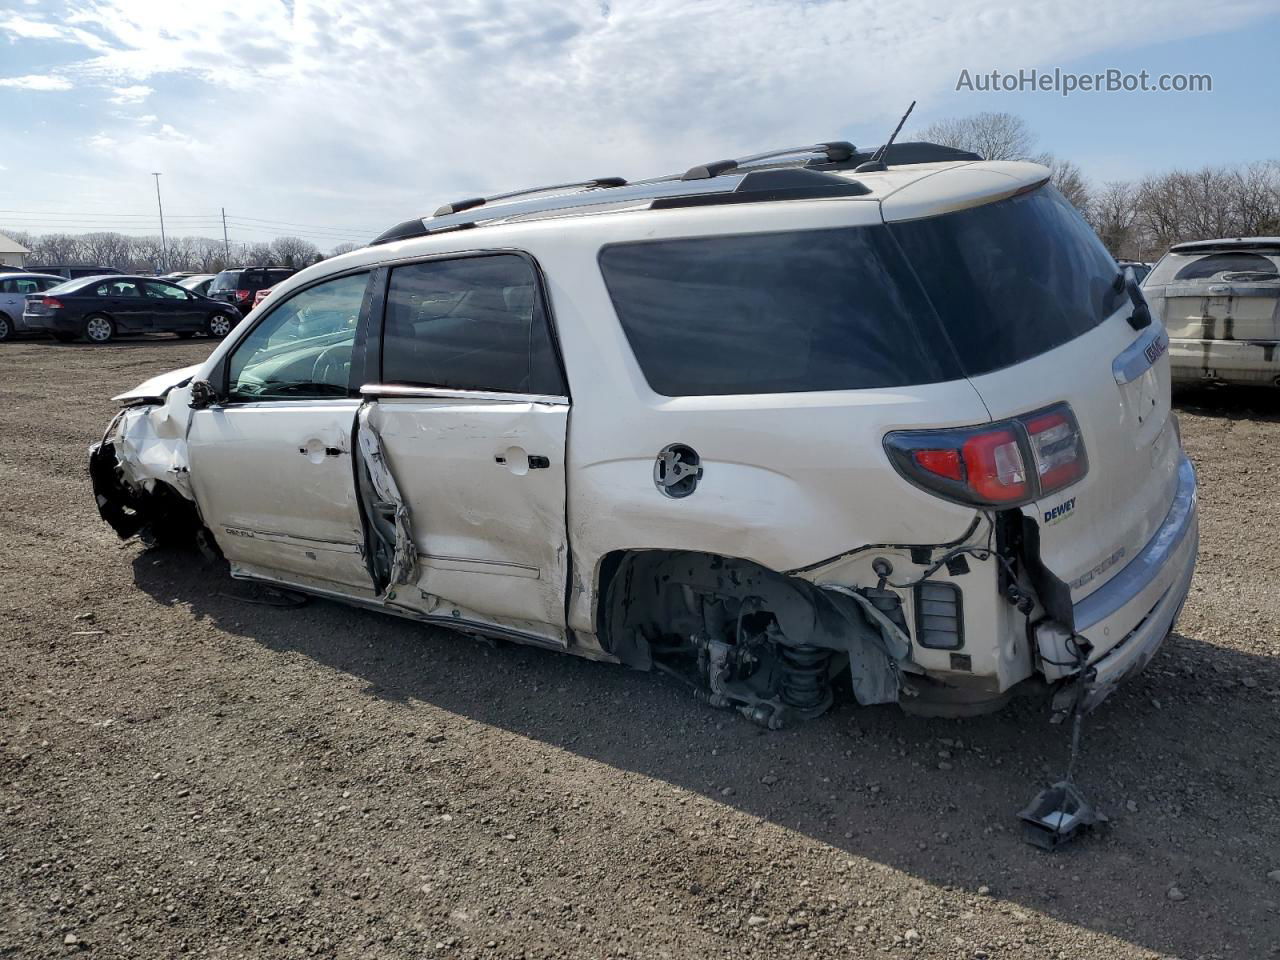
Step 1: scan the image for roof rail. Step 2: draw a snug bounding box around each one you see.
[433,177,628,217]
[369,137,983,246]
[680,142,855,181]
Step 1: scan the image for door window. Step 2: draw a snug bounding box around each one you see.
[227,272,369,401]
[144,281,192,300]
[381,254,564,395]
[96,280,141,297]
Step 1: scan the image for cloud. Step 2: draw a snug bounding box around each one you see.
[0,72,73,91]
[108,83,151,103]
[0,0,1275,246]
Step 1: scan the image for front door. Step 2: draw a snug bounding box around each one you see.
[361,252,571,645]
[187,270,374,592]
[143,279,203,332]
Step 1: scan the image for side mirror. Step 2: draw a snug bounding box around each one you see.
[189,379,218,409]
[1125,274,1151,331]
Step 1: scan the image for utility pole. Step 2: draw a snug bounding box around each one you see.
[151,172,168,273]
[221,207,230,263]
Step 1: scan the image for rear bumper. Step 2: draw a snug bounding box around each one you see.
[1169,337,1280,386]
[23,314,78,335]
[1036,455,1198,711]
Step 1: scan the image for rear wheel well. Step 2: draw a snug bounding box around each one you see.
[594,548,908,727]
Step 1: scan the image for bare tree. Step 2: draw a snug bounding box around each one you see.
[270,236,320,268]
[327,242,361,258]
[30,233,86,265]
[245,243,275,266]
[918,111,1037,161]
[1088,181,1139,258]
[1032,153,1090,212]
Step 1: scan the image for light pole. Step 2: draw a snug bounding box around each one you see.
[151,172,168,274]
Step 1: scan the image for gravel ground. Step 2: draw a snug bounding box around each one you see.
[1,337,1278,960]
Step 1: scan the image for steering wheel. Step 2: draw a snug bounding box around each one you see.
[311,344,350,390]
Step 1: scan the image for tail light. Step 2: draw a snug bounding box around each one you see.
[42,297,64,309]
[235,289,251,301]
[884,402,1088,508]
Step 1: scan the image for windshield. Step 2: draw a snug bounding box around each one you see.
[43,276,102,296]
[889,184,1130,379]
[209,270,241,293]
[178,275,213,290]
[1146,250,1280,286]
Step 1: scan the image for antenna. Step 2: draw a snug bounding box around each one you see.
[854,101,916,173]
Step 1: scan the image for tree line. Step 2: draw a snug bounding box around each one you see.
[920,112,1280,261]
[0,229,361,274]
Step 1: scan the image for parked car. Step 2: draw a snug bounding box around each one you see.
[0,272,67,341]
[1143,237,1280,387]
[1116,259,1151,285]
[207,266,295,316]
[177,273,217,297]
[27,264,118,280]
[251,285,275,309]
[89,144,1196,736]
[163,271,198,280]
[22,274,242,343]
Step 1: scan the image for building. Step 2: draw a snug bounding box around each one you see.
[0,232,30,269]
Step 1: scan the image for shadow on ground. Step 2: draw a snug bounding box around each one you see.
[129,548,1280,957]
[1175,382,1280,421]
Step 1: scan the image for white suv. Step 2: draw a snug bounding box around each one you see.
[90,141,1198,727]
[1142,236,1280,387]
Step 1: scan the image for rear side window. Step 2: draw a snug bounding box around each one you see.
[599,228,956,396]
[96,280,141,297]
[381,254,565,395]
[890,185,1129,379]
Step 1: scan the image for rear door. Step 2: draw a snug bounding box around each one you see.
[187,270,374,592]
[95,278,150,331]
[889,183,1181,615]
[359,252,571,645]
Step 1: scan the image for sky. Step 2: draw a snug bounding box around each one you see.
[0,0,1277,251]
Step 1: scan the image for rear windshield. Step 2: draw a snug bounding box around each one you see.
[599,227,957,396]
[889,185,1129,379]
[599,184,1128,395]
[209,270,242,292]
[1146,251,1280,286]
[43,276,101,296]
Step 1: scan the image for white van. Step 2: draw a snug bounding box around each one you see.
[90,141,1197,726]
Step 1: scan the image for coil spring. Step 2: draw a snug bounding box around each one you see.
[778,644,832,710]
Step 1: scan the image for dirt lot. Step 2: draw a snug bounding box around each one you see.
[1,337,1278,960]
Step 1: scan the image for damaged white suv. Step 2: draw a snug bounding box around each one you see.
[90,141,1197,729]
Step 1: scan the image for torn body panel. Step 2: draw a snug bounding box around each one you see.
[355,399,419,597]
[89,378,200,545]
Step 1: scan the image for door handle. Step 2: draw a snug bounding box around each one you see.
[299,445,343,458]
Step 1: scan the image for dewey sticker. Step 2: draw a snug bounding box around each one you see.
[1043,497,1076,525]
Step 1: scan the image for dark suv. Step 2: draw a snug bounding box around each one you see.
[208,267,296,316]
